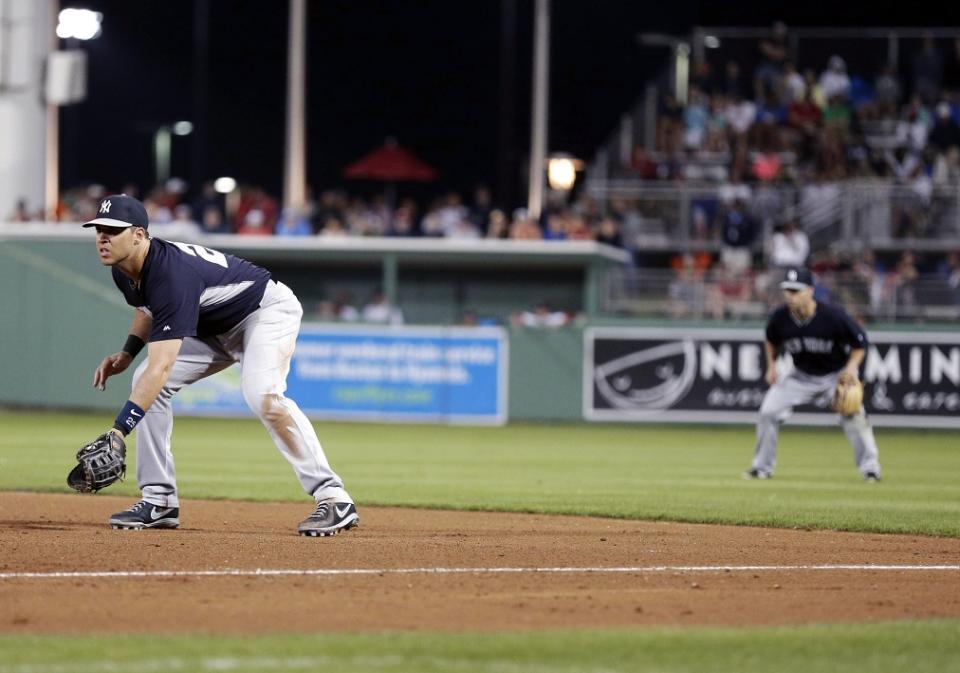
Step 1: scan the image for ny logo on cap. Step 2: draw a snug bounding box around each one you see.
[100,200,112,214]
[787,270,797,281]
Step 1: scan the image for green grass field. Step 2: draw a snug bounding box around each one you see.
[1,621,959,673]
[2,409,958,672]
[2,411,958,535]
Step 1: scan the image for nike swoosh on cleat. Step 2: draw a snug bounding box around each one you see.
[335,504,352,518]
[150,507,173,521]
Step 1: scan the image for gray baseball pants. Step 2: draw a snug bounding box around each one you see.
[750,369,881,477]
[131,280,351,508]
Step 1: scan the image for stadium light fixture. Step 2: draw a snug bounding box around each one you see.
[547,154,582,192]
[214,177,237,194]
[56,8,103,41]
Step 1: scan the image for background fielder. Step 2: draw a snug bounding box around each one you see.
[85,194,358,535]
[745,267,882,481]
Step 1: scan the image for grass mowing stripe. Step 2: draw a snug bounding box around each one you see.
[0,621,958,673]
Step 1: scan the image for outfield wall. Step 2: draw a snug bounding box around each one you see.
[1,235,958,427]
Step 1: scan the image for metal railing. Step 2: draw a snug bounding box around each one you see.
[585,180,960,255]
[603,267,960,323]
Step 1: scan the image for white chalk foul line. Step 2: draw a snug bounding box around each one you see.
[0,564,957,580]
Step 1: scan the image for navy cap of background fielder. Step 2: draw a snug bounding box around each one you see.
[82,194,149,229]
[779,267,813,290]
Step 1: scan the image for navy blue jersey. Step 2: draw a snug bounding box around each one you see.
[765,302,868,376]
[112,238,271,341]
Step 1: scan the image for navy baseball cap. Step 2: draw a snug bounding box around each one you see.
[779,267,813,290]
[82,194,149,229]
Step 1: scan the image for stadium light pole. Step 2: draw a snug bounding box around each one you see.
[527,0,550,221]
[283,0,307,210]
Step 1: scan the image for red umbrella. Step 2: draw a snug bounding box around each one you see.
[343,139,439,182]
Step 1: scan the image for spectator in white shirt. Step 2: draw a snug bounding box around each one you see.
[769,220,810,268]
[819,55,851,101]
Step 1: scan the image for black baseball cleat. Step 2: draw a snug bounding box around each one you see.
[298,500,359,537]
[109,500,180,530]
[864,472,881,483]
[742,468,772,480]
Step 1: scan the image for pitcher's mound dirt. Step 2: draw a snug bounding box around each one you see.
[1,492,958,634]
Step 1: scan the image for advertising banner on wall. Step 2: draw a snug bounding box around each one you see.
[584,327,960,428]
[176,325,508,424]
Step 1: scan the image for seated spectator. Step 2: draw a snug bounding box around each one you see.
[873,65,902,119]
[705,94,730,152]
[311,189,346,234]
[595,217,623,248]
[387,205,418,236]
[936,252,960,303]
[332,292,360,322]
[486,209,510,239]
[234,187,278,233]
[819,56,851,102]
[362,290,404,325]
[468,184,493,235]
[900,95,933,151]
[199,205,230,234]
[657,93,683,155]
[543,213,567,240]
[192,182,225,230]
[319,216,348,237]
[667,253,705,318]
[716,196,756,274]
[929,102,960,153]
[510,215,543,240]
[705,261,752,319]
[275,207,313,237]
[779,61,805,105]
[891,251,920,316]
[437,192,469,236]
[769,219,810,268]
[683,87,709,150]
[512,303,570,328]
[822,95,852,139]
[446,216,481,239]
[152,204,201,240]
[235,208,272,236]
[565,215,593,241]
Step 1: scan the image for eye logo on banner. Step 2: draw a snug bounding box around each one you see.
[594,340,697,410]
[585,327,960,428]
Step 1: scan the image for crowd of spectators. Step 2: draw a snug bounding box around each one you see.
[5,180,630,249]
[6,24,959,323]
[645,26,960,189]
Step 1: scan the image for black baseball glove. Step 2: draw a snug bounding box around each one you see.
[67,431,127,493]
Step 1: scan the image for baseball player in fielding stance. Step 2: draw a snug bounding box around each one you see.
[744,267,881,482]
[84,194,358,535]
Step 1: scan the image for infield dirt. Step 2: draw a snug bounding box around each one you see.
[1,492,958,634]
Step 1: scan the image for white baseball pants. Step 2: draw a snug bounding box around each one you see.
[750,369,881,478]
[131,280,351,508]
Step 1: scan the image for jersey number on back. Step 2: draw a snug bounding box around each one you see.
[171,242,228,268]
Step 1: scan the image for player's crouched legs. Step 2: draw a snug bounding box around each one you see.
[745,392,786,479]
[241,380,358,536]
[840,409,882,481]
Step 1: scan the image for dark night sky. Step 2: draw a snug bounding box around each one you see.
[62,0,954,207]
